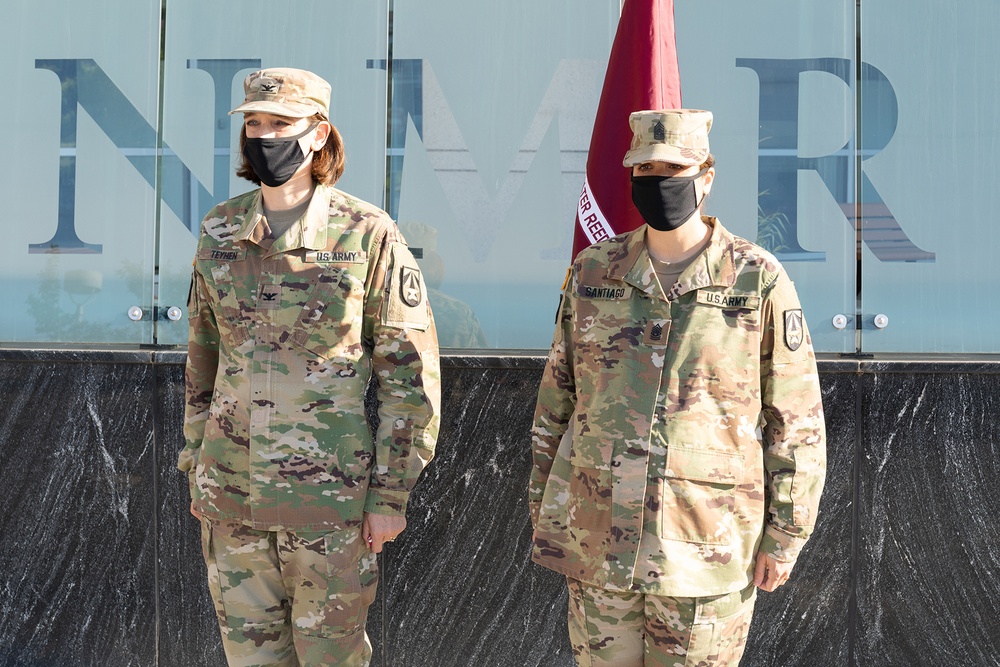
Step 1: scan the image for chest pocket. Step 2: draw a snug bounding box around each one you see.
[204,263,251,347]
[571,284,667,468]
[289,267,366,361]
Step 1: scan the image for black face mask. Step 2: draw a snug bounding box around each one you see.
[630,167,709,231]
[243,122,318,187]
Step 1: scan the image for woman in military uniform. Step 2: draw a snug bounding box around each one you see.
[179,67,440,667]
[529,109,826,666]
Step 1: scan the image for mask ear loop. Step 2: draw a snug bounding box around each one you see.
[247,121,320,145]
[297,122,321,158]
[289,121,320,142]
[691,166,710,209]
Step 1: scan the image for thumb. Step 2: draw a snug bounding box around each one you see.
[362,516,373,549]
[754,554,768,588]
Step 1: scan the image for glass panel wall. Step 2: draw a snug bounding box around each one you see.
[157,0,390,345]
[859,0,1000,352]
[390,0,619,348]
[1,1,997,353]
[674,1,858,354]
[0,0,162,343]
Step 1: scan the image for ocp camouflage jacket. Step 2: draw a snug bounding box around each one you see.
[179,184,440,532]
[530,219,826,596]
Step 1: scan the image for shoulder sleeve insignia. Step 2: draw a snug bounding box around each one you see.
[400,266,422,307]
[784,309,803,351]
[382,242,429,331]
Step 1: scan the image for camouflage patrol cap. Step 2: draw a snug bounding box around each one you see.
[229,68,331,119]
[622,109,713,167]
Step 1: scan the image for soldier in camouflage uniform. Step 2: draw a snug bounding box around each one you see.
[178,67,440,667]
[530,109,826,666]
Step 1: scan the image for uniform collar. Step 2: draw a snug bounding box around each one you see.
[607,218,737,299]
[234,185,331,254]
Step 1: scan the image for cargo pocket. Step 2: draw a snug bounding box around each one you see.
[685,584,757,664]
[568,443,612,534]
[204,264,251,347]
[303,532,379,640]
[661,445,743,545]
[200,518,228,629]
[202,519,289,634]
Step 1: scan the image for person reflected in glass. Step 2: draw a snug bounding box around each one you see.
[529,109,826,666]
[399,221,489,348]
[179,67,440,667]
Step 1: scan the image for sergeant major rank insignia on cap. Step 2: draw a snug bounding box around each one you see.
[784,309,803,351]
[652,121,666,141]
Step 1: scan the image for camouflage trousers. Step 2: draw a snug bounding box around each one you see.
[200,517,378,667]
[567,579,756,667]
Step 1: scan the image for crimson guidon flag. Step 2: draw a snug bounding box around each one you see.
[571,0,683,259]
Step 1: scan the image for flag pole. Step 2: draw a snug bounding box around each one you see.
[571,0,683,259]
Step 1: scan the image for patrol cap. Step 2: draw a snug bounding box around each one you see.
[622,109,713,167]
[229,67,331,119]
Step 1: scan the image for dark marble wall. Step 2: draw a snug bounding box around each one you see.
[854,366,1000,667]
[0,351,998,666]
[0,355,157,667]
[742,368,857,667]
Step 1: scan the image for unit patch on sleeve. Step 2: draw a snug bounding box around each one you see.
[400,266,422,307]
[382,242,429,331]
[784,309,803,351]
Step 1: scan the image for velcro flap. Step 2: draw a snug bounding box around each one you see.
[665,445,743,485]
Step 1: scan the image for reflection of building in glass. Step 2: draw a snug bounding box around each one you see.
[399,221,488,348]
[386,59,423,221]
[738,58,934,263]
[25,259,136,342]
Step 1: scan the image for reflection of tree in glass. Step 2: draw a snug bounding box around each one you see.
[398,222,489,349]
[754,190,796,255]
[752,132,796,255]
[26,257,138,342]
[64,269,102,323]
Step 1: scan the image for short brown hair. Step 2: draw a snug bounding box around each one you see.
[236,113,346,186]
